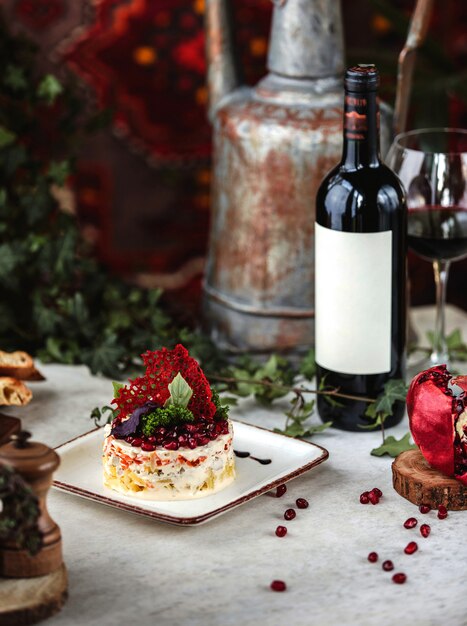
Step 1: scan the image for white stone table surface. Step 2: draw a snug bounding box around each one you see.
[5,305,467,626]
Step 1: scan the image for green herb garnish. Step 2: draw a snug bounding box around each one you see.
[141,406,195,436]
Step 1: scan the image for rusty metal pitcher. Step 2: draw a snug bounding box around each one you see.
[202,0,432,353]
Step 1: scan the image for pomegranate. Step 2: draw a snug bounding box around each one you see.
[407,365,467,485]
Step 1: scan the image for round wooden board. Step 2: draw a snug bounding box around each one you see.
[0,564,67,626]
[392,449,467,510]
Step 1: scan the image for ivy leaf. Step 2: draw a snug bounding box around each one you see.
[33,301,60,335]
[0,126,16,148]
[83,334,123,377]
[219,396,238,407]
[369,379,408,417]
[37,74,63,104]
[426,328,467,361]
[91,405,116,426]
[299,348,316,380]
[371,433,417,457]
[4,65,27,91]
[47,160,70,186]
[275,421,332,439]
[165,373,193,408]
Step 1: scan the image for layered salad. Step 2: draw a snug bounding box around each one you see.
[103,344,235,500]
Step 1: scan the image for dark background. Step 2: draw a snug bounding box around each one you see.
[3,0,467,316]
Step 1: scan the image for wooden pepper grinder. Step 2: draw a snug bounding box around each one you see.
[0,431,62,577]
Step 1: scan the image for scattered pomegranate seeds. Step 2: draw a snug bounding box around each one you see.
[392,573,407,584]
[368,491,380,505]
[404,541,418,555]
[270,580,286,592]
[296,498,309,509]
[131,438,143,447]
[420,524,431,538]
[275,526,287,538]
[372,487,383,498]
[276,485,287,498]
[368,552,378,563]
[360,492,370,504]
[284,509,296,521]
[419,504,431,514]
[403,517,418,529]
[437,505,448,519]
[382,560,394,571]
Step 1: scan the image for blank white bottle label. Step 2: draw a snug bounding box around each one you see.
[315,223,392,375]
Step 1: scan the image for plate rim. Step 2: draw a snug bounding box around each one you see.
[53,420,329,526]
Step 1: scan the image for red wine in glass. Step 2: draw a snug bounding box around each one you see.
[408,205,467,262]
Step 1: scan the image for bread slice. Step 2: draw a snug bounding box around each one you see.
[0,351,45,380]
[0,377,32,406]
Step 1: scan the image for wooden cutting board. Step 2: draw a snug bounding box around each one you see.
[0,565,68,626]
[392,449,467,510]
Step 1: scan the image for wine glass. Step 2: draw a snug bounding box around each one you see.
[386,128,467,366]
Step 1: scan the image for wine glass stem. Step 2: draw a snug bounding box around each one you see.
[431,259,451,365]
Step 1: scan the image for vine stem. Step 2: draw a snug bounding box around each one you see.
[208,374,376,404]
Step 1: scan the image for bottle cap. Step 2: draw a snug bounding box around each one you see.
[345,65,379,92]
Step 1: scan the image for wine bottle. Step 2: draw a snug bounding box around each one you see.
[315,65,407,431]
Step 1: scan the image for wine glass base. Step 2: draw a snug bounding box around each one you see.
[407,351,450,381]
[429,351,450,368]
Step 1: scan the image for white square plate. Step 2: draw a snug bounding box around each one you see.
[53,421,329,526]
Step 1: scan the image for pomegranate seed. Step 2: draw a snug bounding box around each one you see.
[438,505,448,519]
[360,493,370,504]
[141,441,156,452]
[403,517,418,529]
[131,438,142,447]
[284,509,296,521]
[419,504,431,514]
[188,438,198,449]
[270,580,286,592]
[276,485,287,498]
[392,573,407,584]
[404,541,418,555]
[178,435,188,446]
[197,436,210,446]
[148,436,157,443]
[382,560,394,571]
[296,498,309,509]
[367,552,378,563]
[275,526,287,537]
[420,524,431,538]
[368,491,380,505]
[372,487,383,497]
[164,441,179,451]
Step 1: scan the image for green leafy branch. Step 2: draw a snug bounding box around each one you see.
[409,329,467,363]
